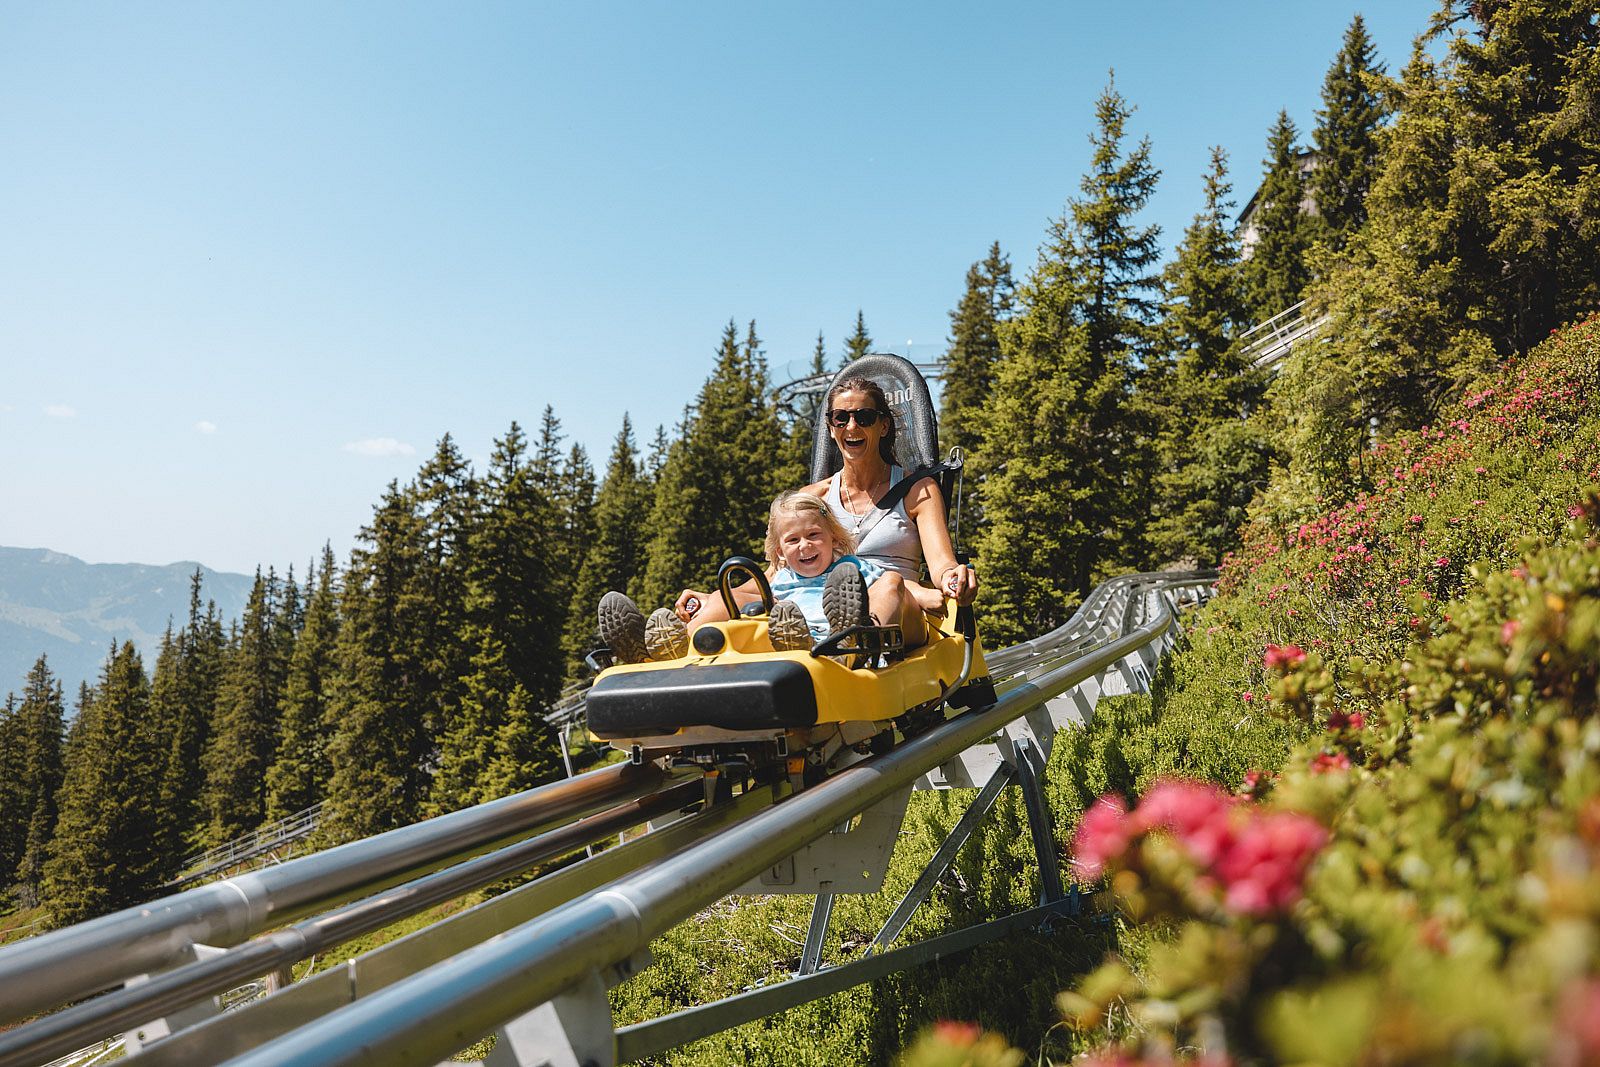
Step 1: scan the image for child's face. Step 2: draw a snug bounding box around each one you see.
[776,513,836,578]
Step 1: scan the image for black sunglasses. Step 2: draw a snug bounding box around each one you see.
[827,408,886,428]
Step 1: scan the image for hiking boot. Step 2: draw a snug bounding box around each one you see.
[823,562,871,635]
[645,607,688,660]
[597,591,647,664]
[767,600,812,652]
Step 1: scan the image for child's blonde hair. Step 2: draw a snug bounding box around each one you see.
[765,491,857,569]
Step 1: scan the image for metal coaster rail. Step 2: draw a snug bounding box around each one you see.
[0,569,1213,1067]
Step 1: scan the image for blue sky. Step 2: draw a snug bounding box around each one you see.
[1,2,1435,575]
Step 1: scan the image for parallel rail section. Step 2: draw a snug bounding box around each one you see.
[0,570,1212,1067]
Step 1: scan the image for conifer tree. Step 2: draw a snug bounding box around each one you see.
[201,570,288,844]
[974,77,1161,645]
[557,442,596,619]
[1147,148,1270,564]
[12,656,65,904]
[412,435,478,748]
[264,546,340,821]
[0,696,26,887]
[428,422,564,814]
[842,310,873,366]
[155,573,224,856]
[645,425,671,482]
[566,416,652,669]
[1310,0,1600,442]
[939,242,1015,467]
[1243,111,1313,322]
[640,321,795,608]
[1309,15,1389,250]
[320,483,432,842]
[43,643,164,925]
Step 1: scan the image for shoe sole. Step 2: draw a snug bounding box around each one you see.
[822,564,870,633]
[822,564,871,666]
[645,608,688,660]
[597,592,647,664]
[767,602,812,652]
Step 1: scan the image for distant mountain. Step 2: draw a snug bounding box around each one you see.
[0,547,254,704]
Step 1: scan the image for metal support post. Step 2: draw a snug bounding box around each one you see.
[797,894,834,975]
[1011,737,1067,908]
[867,763,1014,956]
[483,950,649,1067]
[121,943,226,1055]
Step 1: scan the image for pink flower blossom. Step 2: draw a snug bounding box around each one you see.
[1263,644,1307,671]
[1312,752,1352,774]
[1327,710,1365,731]
[1070,795,1131,880]
[1500,619,1520,646]
[1241,691,1255,703]
[930,1020,981,1047]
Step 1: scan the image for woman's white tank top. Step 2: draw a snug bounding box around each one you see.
[824,465,923,581]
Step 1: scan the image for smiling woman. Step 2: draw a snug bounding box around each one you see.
[656,374,977,652]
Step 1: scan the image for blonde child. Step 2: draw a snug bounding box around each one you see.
[598,491,929,662]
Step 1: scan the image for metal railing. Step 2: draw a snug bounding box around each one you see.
[168,804,325,890]
[0,760,673,1025]
[1238,300,1330,370]
[0,570,1213,1066]
[212,578,1199,1066]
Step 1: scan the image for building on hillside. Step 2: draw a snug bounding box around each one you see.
[1236,149,1320,255]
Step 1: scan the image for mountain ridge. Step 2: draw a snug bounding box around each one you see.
[0,546,254,702]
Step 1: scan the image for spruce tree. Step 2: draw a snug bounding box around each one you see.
[428,422,564,814]
[412,435,478,749]
[201,570,288,844]
[12,656,65,905]
[43,643,164,925]
[939,242,1015,467]
[320,483,432,842]
[1243,110,1313,322]
[264,546,340,821]
[0,696,26,888]
[1148,148,1270,564]
[645,425,671,483]
[639,320,795,608]
[565,415,652,670]
[1296,0,1600,489]
[842,310,873,366]
[155,573,224,857]
[974,77,1161,645]
[1309,14,1389,250]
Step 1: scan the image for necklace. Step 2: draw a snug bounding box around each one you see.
[841,472,887,536]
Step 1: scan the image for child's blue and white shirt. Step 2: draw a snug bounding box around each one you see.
[769,554,887,639]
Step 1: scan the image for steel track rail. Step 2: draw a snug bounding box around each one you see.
[0,780,705,1067]
[0,759,673,1023]
[217,602,1181,1067]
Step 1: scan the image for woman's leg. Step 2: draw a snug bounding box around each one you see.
[868,571,928,648]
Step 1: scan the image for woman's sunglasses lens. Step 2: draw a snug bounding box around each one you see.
[828,409,882,428]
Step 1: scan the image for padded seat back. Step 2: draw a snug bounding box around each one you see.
[809,354,943,485]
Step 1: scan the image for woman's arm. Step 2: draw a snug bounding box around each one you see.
[906,479,978,605]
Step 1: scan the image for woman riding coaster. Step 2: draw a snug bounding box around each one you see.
[598,376,977,662]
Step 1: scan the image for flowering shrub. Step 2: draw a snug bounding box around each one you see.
[1049,318,1600,1063]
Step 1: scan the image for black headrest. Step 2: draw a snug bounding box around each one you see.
[810,354,941,483]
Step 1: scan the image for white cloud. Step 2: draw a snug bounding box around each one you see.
[194,420,218,434]
[344,437,416,458]
[45,404,76,418]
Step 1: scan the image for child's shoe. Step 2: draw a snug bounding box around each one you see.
[598,592,647,663]
[767,600,811,652]
[645,607,689,660]
[823,562,871,631]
